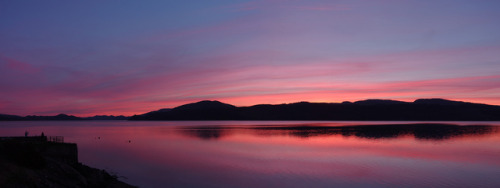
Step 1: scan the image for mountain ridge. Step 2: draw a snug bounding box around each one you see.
[130,98,500,121]
[2,98,499,121]
[0,114,129,121]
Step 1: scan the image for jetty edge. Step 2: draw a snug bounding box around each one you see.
[0,135,136,188]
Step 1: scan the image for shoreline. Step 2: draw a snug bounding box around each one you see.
[0,136,136,188]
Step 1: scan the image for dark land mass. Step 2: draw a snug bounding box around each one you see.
[0,114,129,121]
[84,115,129,120]
[0,136,136,188]
[0,114,25,121]
[2,98,500,121]
[130,98,500,121]
[24,114,84,121]
[178,123,499,141]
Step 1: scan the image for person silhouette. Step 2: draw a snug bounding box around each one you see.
[25,130,28,137]
[41,132,46,141]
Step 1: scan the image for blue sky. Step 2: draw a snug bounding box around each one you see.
[1,0,500,116]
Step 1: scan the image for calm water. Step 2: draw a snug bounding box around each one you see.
[1,121,500,188]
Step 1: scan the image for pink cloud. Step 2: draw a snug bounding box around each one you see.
[2,36,500,116]
[0,55,40,74]
[2,44,499,116]
[296,5,351,11]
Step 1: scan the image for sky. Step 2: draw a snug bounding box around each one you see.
[1,0,500,116]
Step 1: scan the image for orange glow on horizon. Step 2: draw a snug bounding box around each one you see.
[67,95,500,117]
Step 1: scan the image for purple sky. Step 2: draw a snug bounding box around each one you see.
[1,0,500,116]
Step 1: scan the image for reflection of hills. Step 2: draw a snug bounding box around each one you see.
[178,124,498,141]
[179,127,231,140]
[253,124,498,140]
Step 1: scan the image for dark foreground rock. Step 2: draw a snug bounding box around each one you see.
[0,137,136,188]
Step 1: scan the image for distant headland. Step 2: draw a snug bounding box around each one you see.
[0,114,129,121]
[3,98,498,121]
[129,98,500,121]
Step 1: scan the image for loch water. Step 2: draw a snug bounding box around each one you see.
[1,121,500,188]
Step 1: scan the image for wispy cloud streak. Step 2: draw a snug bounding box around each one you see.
[1,0,499,115]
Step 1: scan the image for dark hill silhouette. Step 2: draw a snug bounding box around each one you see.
[130,98,500,121]
[0,114,130,121]
[353,99,408,105]
[25,114,83,121]
[135,100,238,120]
[84,115,129,120]
[413,98,475,105]
[0,114,24,121]
[174,100,236,110]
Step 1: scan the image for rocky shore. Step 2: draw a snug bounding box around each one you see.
[0,136,136,188]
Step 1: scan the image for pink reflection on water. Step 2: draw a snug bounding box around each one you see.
[1,121,499,187]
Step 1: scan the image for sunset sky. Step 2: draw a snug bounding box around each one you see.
[1,0,500,116]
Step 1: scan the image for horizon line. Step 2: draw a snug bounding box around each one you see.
[1,97,497,117]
